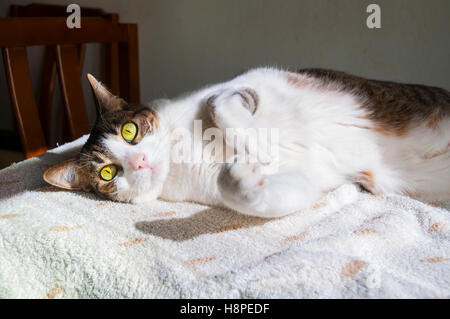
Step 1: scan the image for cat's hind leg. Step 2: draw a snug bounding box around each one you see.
[217,158,322,218]
[206,88,275,164]
[206,87,258,130]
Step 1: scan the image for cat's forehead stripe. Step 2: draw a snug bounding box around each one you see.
[88,153,104,164]
[81,144,108,163]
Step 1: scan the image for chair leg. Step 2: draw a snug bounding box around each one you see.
[60,43,87,144]
[2,47,47,158]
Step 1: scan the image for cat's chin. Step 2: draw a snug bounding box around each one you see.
[128,179,165,204]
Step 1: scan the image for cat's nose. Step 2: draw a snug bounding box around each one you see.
[128,153,150,171]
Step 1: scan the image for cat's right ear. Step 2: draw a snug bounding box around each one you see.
[87,74,127,113]
[43,158,90,191]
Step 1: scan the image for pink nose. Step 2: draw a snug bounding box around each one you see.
[128,153,150,171]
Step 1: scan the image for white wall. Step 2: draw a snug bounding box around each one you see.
[1,0,449,142]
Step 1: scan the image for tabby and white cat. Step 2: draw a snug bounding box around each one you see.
[43,68,450,218]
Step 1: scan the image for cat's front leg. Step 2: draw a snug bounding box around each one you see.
[217,158,322,218]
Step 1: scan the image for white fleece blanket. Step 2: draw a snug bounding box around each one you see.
[0,136,449,299]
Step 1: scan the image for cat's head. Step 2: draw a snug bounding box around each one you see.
[43,74,171,203]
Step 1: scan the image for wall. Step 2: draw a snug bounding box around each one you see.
[1,0,449,145]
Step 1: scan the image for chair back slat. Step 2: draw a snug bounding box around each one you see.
[2,47,47,158]
[105,42,120,96]
[118,24,140,104]
[38,45,57,143]
[55,44,91,140]
[104,14,120,95]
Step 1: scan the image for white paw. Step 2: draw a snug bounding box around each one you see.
[218,158,266,205]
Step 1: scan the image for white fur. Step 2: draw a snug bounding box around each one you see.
[104,68,450,217]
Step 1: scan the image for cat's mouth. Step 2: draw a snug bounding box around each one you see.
[148,162,163,180]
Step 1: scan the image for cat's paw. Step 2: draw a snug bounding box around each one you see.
[206,88,258,129]
[218,157,267,206]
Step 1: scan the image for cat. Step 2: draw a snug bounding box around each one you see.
[43,68,450,218]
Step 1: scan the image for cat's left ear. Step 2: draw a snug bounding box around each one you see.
[87,73,127,113]
[43,158,90,191]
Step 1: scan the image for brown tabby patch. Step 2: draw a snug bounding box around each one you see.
[292,69,450,136]
[286,72,309,88]
[353,171,377,195]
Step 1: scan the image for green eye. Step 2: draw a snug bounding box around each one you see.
[100,165,117,181]
[122,122,137,142]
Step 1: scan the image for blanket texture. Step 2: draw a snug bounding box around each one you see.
[0,136,449,298]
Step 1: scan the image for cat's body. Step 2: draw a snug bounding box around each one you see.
[44,68,450,218]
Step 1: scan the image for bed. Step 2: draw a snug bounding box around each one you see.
[0,135,449,298]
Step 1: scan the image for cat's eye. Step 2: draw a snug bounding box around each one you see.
[121,122,137,143]
[100,165,117,181]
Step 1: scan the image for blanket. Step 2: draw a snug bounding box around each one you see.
[0,136,449,298]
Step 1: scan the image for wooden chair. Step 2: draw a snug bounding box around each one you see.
[9,4,122,148]
[0,15,140,158]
